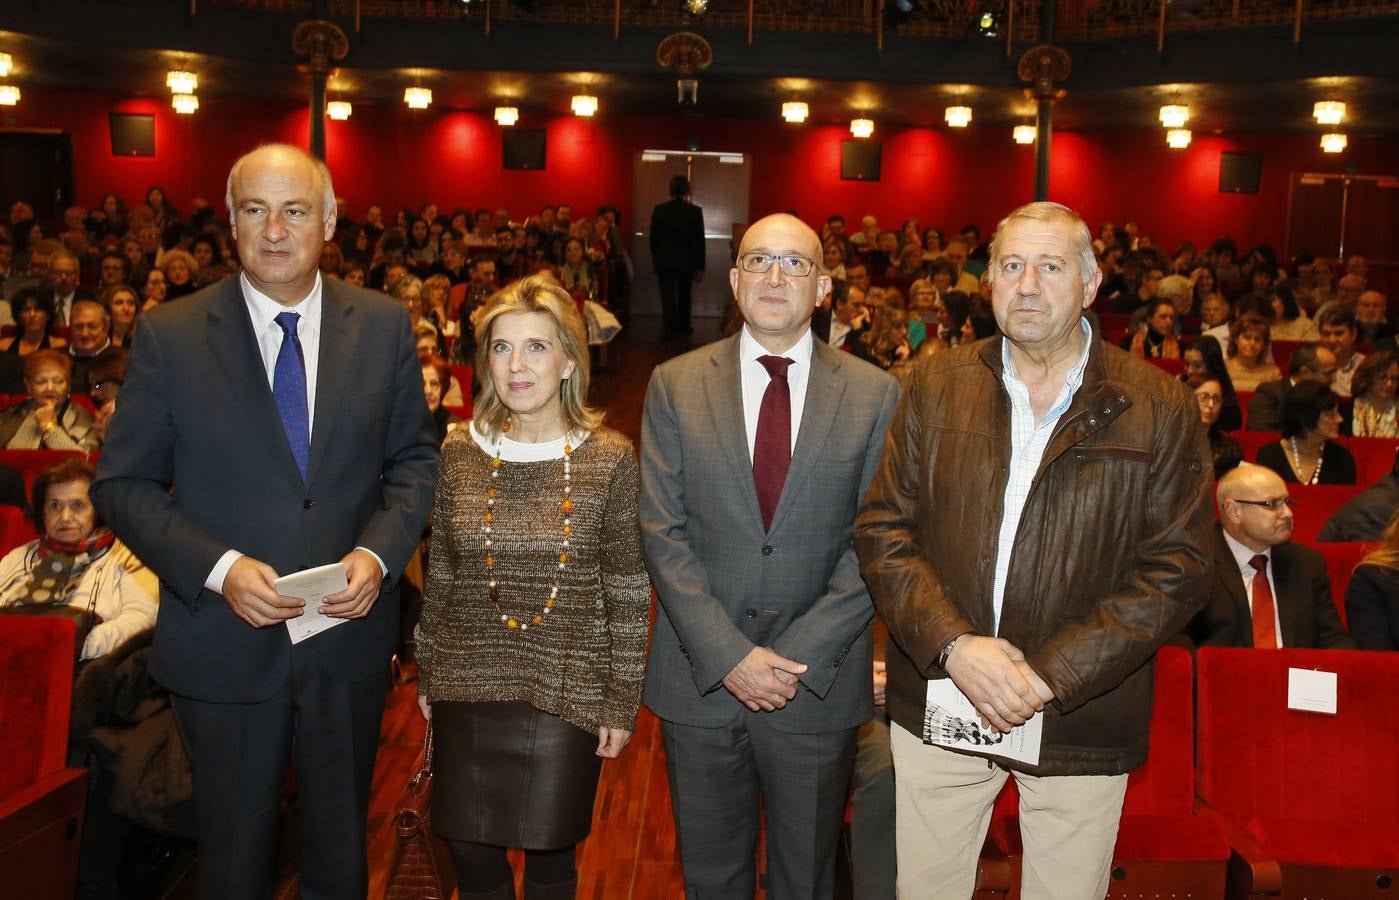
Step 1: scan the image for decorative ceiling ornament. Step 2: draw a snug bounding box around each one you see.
[656,32,714,75]
[1016,44,1071,104]
[292,19,350,74]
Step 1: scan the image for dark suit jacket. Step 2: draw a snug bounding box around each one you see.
[639,334,900,733]
[1185,527,1356,649]
[1345,563,1399,651]
[1318,474,1399,542]
[648,197,706,276]
[91,277,439,703]
[1246,378,1290,432]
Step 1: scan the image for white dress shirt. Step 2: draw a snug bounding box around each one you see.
[739,325,813,461]
[205,274,384,593]
[991,318,1092,634]
[1221,529,1284,647]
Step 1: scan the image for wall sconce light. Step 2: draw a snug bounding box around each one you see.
[944,105,972,128]
[172,93,199,115]
[0,53,12,78]
[782,101,808,123]
[850,118,874,139]
[1321,133,1347,153]
[1166,128,1191,149]
[494,106,519,126]
[1159,104,1190,128]
[571,94,598,116]
[326,100,352,120]
[0,85,19,106]
[1314,101,1346,126]
[1013,124,1036,144]
[166,69,198,95]
[404,87,432,109]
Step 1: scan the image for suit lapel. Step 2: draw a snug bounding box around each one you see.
[1213,528,1254,647]
[307,282,360,486]
[204,279,304,485]
[766,339,844,534]
[1270,544,1302,647]
[703,336,764,532]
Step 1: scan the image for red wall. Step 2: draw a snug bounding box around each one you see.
[5,87,1395,256]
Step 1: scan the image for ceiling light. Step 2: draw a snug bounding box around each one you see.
[1321,133,1347,153]
[0,53,11,78]
[166,69,198,95]
[0,85,18,106]
[1166,128,1191,149]
[571,94,598,117]
[945,105,972,128]
[494,106,519,126]
[975,2,1001,36]
[1013,124,1036,144]
[682,0,709,14]
[850,118,874,139]
[404,87,432,109]
[782,101,808,124]
[172,93,199,115]
[326,100,352,120]
[1159,104,1190,128]
[1314,101,1346,126]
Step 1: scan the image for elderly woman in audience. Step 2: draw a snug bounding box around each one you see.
[0,350,99,451]
[0,458,156,660]
[1,286,67,357]
[1123,299,1181,359]
[161,248,200,299]
[1181,335,1242,431]
[1349,350,1399,438]
[421,353,463,444]
[1225,312,1281,391]
[1256,380,1356,485]
[1200,292,1231,331]
[1195,378,1243,478]
[141,267,168,311]
[1298,258,1338,313]
[391,274,438,341]
[101,284,140,349]
[1345,507,1399,651]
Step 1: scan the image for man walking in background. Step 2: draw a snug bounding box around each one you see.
[649,174,706,339]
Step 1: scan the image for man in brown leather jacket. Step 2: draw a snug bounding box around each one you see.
[854,201,1213,899]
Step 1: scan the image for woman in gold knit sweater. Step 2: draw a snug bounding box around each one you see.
[416,274,651,900]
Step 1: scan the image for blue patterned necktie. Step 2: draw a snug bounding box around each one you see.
[272,311,310,481]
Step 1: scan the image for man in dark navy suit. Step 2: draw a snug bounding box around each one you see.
[92,143,439,900]
[649,174,706,339]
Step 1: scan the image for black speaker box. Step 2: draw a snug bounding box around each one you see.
[110,113,155,157]
[1220,152,1262,194]
[841,140,881,181]
[503,129,547,170]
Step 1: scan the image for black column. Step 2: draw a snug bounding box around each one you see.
[1034,0,1056,200]
[310,71,327,161]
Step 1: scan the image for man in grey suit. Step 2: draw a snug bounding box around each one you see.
[91,144,439,900]
[640,212,899,899]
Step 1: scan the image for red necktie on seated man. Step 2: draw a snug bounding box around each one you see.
[753,354,793,531]
[1249,554,1278,649]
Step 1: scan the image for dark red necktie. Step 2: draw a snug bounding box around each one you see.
[753,355,793,531]
[1248,554,1278,649]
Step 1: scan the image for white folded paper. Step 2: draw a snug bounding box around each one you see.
[1287,667,1338,715]
[923,677,1043,766]
[276,562,350,645]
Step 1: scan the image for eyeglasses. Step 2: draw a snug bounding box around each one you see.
[1194,393,1223,406]
[1232,497,1296,511]
[739,253,816,277]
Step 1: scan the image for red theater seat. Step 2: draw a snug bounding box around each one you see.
[0,449,89,496]
[984,647,1229,897]
[1147,356,1184,376]
[1196,648,1399,896]
[1316,541,1377,627]
[1345,437,1399,487]
[0,505,36,557]
[1234,391,1254,430]
[0,617,88,898]
[1270,340,1302,374]
[1231,430,1279,464]
[1288,484,1364,545]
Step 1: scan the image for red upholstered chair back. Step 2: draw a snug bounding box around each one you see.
[1231,430,1278,464]
[1122,645,1195,816]
[1317,541,1377,627]
[1346,437,1399,487]
[1196,647,1399,827]
[0,617,76,799]
[1271,340,1302,374]
[1233,391,1254,430]
[0,449,88,497]
[1147,357,1185,377]
[0,505,38,557]
[1288,484,1364,545]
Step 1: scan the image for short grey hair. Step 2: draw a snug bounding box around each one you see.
[987,201,1099,288]
[1157,274,1192,304]
[226,143,336,228]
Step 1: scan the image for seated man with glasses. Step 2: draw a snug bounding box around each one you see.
[1181,463,1355,650]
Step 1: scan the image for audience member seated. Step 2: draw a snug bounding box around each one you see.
[1345,508,1399,650]
[905,278,937,351]
[1355,289,1394,344]
[67,299,115,396]
[1317,450,1399,543]
[1199,292,1230,332]
[2,285,68,359]
[1256,381,1356,485]
[1316,305,1363,397]
[0,349,99,452]
[557,237,600,298]
[961,296,998,342]
[100,284,140,349]
[0,458,156,659]
[1267,284,1319,341]
[1121,299,1180,359]
[827,282,869,351]
[1224,312,1281,391]
[1246,343,1336,432]
[849,303,910,372]
[161,249,199,300]
[1181,463,1355,649]
[1196,378,1242,478]
[421,353,463,444]
[940,238,980,295]
[1349,350,1399,438]
[1180,335,1242,432]
[140,266,168,311]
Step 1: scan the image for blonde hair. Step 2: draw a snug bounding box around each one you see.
[1360,506,1399,573]
[472,274,602,441]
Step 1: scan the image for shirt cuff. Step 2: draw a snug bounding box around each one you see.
[205,550,243,595]
[356,546,389,579]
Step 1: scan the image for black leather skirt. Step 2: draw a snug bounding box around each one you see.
[430,699,603,849]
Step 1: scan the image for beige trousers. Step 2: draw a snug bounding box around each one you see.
[890,722,1128,900]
